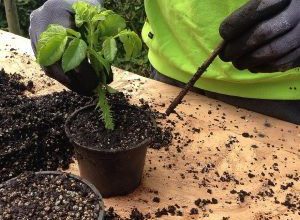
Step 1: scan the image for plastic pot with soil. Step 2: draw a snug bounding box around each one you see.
[34,1,153,198]
[0,171,104,219]
[65,102,156,197]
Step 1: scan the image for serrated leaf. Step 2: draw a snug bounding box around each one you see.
[37,35,68,66]
[40,24,66,38]
[102,37,117,62]
[92,14,106,23]
[37,24,67,52]
[73,1,104,27]
[72,2,89,27]
[62,39,87,73]
[118,30,142,60]
[98,13,126,37]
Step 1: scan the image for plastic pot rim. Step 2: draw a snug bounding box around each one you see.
[65,103,157,154]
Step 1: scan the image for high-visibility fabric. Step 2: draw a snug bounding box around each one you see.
[142,0,300,100]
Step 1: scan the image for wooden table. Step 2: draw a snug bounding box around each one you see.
[0,30,299,220]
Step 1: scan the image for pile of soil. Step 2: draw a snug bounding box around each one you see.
[0,172,102,219]
[68,103,155,151]
[0,69,91,182]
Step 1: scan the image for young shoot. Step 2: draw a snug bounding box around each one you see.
[36,1,142,130]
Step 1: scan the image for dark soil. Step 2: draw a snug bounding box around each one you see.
[0,69,172,182]
[152,197,160,203]
[194,198,218,209]
[104,207,151,220]
[230,190,251,203]
[0,172,102,219]
[99,93,173,150]
[68,102,155,151]
[189,208,199,215]
[0,69,91,182]
[151,126,173,150]
[104,207,121,220]
[129,208,147,220]
[281,193,300,214]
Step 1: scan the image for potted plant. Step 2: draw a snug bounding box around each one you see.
[0,171,104,219]
[36,2,155,197]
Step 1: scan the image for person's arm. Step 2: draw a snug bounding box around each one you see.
[29,0,104,95]
[219,0,300,73]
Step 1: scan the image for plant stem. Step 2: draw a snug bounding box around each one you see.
[87,22,94,49]
[165,41,226,116]
[96,85,114,130]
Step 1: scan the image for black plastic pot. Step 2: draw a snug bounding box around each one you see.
[65,104,155,198]
[2,171,105,220]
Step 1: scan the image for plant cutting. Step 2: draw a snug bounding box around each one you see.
[36,1,155,197]
[0,171,104,219]
[36,1,142,130]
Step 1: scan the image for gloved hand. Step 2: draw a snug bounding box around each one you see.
[29,0,104,96]
[219,0,300,73]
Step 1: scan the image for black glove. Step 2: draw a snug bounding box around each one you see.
[29,0,104,95]
[219,0,300,73]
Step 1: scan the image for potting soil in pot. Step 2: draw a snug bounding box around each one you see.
[0,172,102,219]
[68,103,155,151]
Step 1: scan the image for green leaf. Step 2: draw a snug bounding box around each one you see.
[98,13,126,37]
[73,1,104,27]
[37,24,67,52]
[72,1,89,27]
[37,35,68,66]
[40,24,66,38]
[89,50,111,76]
[88,49,111,84]
[91,14,106,23]
[62,39,87,73]
[89,49,105,82]
[96,86,114,130]
[66,28,81,38]
[118,30,142,60]
[96,53,111,80]
[102,37,117,62]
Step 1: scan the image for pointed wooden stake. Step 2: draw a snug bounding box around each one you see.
[166,41,226,116]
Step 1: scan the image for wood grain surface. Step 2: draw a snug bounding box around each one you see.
[0,30,299,220]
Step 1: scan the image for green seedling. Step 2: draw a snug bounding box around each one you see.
[36,1,142,130]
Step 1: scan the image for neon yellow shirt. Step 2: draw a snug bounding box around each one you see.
[142,0,300,100]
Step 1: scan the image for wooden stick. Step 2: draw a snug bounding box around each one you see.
[165,41,226,116]
[4,0,22,35]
